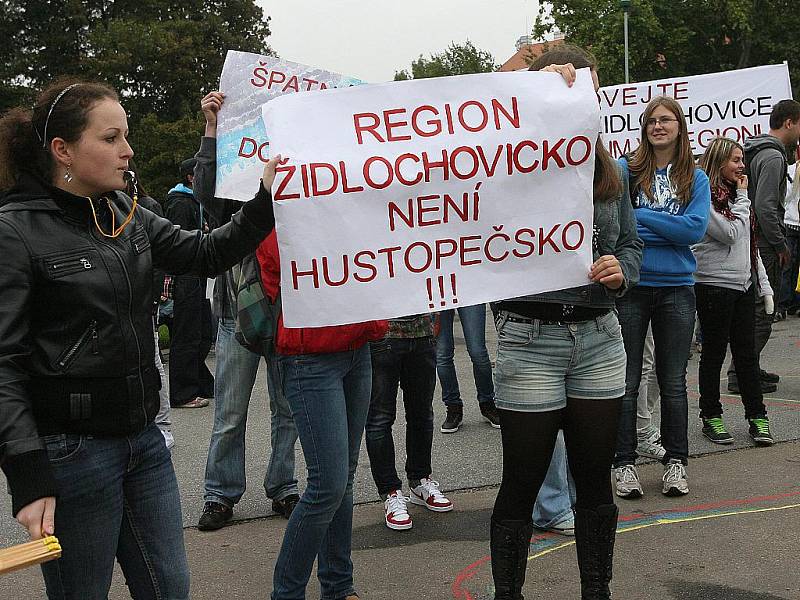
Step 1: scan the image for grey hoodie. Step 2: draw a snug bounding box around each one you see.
[744,134,788,254]
[692,188,772,296]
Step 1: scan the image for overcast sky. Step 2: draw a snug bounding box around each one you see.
[257,0,542,82]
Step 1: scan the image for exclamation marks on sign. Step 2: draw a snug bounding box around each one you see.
[426,274,459,308]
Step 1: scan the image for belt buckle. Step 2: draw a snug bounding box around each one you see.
[561,304,575,324]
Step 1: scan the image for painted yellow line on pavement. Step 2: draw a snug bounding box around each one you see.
[527,502,800,562]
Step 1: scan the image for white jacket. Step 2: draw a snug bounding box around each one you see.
[692,188,772,296]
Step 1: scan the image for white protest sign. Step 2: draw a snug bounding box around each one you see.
[599,63,792,157]
[262,70,599,328]
[216,51,366,200]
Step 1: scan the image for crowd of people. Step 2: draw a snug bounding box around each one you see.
[0,43,799,600]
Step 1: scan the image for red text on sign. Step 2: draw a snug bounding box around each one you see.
[353,97,520,144]
[288,221,586,290]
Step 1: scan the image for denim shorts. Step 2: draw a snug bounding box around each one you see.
[494,310,627,412]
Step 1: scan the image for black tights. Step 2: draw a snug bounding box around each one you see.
[492,397,622,523]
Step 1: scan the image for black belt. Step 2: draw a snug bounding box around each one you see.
[500,304,611,325]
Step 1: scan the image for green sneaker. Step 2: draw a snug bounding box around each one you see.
[748,416,774,446]
[701,416,733,445]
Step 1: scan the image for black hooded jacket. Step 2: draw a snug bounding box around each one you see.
[744,134,789,253]
[0,174,273,515]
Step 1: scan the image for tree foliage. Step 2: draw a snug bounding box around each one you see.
[0,0,273,200]
[534,0,799,97]
[395,41,497,80]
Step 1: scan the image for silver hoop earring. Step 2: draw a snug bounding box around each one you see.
[63,165,73,183]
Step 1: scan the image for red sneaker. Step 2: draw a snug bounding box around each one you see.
[384,490,412,530]
[410,478,453,512]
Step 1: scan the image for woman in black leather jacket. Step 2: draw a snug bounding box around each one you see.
[0,78,277,598]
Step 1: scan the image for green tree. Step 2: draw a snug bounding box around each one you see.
[394,40,497,80]
[1,0,273,200]
[533,0,799,97]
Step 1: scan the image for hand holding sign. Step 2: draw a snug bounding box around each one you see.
[262,155,281,190]
[202,91,225,126]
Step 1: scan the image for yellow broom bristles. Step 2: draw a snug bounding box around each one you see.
[0,536,62,576]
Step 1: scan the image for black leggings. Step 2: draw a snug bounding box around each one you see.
[492,397,622,522]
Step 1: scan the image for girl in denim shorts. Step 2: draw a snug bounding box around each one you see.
[489,45,643,600]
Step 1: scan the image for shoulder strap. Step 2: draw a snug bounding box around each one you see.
[234,252,281,357]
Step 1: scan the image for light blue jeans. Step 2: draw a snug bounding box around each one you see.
[203,318,298,506]
[153,325,174,449]
[532,430,576,528]
[272,346,372,600]
[436,304,495,406]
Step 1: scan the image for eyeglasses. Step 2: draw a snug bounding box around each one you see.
[645,116,679,128]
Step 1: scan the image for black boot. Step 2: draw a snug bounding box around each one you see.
[574,504,618,600]
[490,517,533,600]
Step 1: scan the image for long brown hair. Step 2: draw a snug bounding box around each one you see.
[530,45,622,203]
[698,137,741,192]
[628,96,695,204]
[0,77,118,190]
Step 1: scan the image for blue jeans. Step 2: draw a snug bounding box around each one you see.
[532,430,576,528]
[204,318,298,505]
[615,286,696,466]
[365,337,436,495]
[272,346,372,600]
[436,304,494,406]
[778,233,800,312]
[40,424,189,599]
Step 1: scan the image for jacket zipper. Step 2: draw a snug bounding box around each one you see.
[97,235,147,425]
[49,256,93,276]
[57,320,97,371]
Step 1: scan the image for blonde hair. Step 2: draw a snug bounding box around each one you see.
[628,96,696,204]
[698,137,742,190]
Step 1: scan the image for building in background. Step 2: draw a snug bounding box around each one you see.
[499,32,565,72]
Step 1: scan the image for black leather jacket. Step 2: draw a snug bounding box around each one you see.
[0,175,274,515]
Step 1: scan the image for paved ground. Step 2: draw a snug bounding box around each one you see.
[2,308,800,598]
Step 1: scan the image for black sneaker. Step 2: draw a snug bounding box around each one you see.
[479,402,501,429]
[701,416,733,444]
[272,493,300,519]
[727,378,777,394]
[440,405,463,433]
[748,416,775,446]
[760,369,780,384]
[773,310,787,322]
[198,501,233,531]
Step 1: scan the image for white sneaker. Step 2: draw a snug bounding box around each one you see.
[613,465,643,499]
[410,478,453,512]
[536,514,575,536]
[662,459,689,496]
[384,490,412,530]
[637,426,666,461]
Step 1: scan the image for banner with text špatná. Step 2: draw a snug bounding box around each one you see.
[216,50,366,201]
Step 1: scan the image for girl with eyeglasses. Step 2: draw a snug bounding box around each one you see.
[612,96,710,500]
[693,137,774,445]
